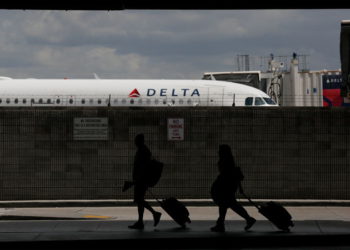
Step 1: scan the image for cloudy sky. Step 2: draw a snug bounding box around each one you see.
[0,9,349,79]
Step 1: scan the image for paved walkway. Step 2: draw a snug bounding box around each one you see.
[0,205,349,248]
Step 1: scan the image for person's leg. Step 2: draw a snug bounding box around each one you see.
[143,200,161,226]
[128,184,146,229]
[211,206,227,232]
[217,206,227,225]
[137,202,145,222]
[230,201,250,220]
[229,200,256,231]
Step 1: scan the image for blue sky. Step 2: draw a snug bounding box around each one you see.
[0,9,349,79]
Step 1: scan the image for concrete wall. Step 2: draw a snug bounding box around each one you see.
[0,107,348,200]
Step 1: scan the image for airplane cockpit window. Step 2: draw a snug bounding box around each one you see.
[263,97,276,105]
[245,97,253,106]
[255,97,265,106]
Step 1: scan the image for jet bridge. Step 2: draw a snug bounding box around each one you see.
[340,20,350,97]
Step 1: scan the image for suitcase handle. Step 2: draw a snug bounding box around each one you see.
[241,191,260,210]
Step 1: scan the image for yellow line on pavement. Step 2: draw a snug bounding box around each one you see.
[83,214,112,219]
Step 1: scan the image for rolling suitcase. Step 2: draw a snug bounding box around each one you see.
[148,190,191,228]
[158,197,191,228]
[243,192,294,232]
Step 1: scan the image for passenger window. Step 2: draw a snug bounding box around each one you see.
[89,99,94,104]
[138,99,142,104]
[163,99,166,105]
[81,99,85,104]
[187,99,192,105]
[130,99,134,104]
[98,99,102,104]
[69,99,74,104]
[6,98,10,104]
[14,98,18,104]
[255,97,265,106]
[0,99,2,104]
[23,99,26,104]
[56,99,61,104]
[155,99,159,105]
[146,99,151,105]
[122,99,126,104]
[47,99,51,104]
[179,99,184,105]
[113,99,118,104]
[245,97,253,106]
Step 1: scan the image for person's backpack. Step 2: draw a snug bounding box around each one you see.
[145,159,164,187]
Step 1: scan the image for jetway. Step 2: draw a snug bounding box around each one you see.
[340,20,350,98]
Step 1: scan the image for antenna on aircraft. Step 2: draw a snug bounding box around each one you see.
[93,73,101,79]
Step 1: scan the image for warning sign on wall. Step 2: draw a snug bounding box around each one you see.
[167,118,184,141]
[74,117,108,140]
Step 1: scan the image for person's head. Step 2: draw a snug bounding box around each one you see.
[218,144,233,158]
[135,133,145,147]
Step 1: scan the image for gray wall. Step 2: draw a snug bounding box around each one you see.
[0,107,348,200]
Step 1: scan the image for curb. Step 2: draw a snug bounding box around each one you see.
[0,199,349,208]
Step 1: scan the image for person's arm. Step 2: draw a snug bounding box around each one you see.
[238,181,244,194]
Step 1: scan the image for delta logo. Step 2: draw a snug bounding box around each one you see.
[129,89,141,98]
[128,88,200,97]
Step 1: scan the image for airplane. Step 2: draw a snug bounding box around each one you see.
[0,77,278,107]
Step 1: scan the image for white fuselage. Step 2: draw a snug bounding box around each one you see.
[0,79,277,107]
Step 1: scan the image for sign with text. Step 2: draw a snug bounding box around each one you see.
[74,117,108,140]
[167,118,184,141]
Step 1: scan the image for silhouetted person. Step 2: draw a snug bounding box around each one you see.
[210,144,256,232]
[128,134,161,230]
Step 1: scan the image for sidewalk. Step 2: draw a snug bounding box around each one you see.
[0,205,349,248]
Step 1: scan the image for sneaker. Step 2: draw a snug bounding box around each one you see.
[210,223,225,232]
[128,221,144,230]
[244,217,256,231]
[153,212,162,227]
